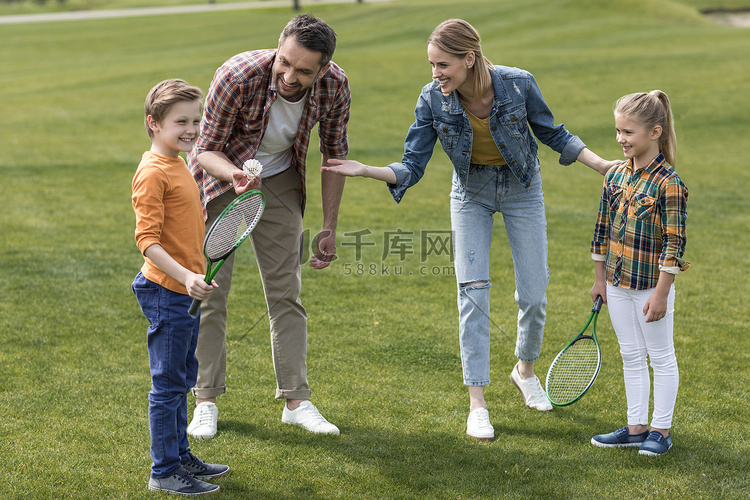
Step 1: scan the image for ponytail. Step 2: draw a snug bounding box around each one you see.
[614,90,677,166]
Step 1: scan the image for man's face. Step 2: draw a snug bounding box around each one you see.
[272,35,329,102]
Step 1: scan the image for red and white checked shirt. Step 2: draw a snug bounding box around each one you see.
[187,49,351,217]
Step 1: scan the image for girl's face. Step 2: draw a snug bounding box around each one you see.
[148,99,202,158]
[428,43,474,96]
[614,112,662,169]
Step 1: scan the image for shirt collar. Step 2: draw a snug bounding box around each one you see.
[627,152,666,176]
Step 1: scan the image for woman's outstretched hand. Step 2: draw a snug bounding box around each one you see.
[321,159,369,177]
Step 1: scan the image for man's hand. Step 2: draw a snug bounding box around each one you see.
[310,228,336,269]
[231,169,262,194]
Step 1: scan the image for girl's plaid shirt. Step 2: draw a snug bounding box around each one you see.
[188,49,351,217]
[591,153,690,290]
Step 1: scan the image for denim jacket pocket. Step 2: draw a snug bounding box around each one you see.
[500,105,528,138]
[434,120,461,152]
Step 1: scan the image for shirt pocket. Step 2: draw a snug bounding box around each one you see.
[606,186,624,212]
[434,120,461,151]
[240,103,265,139]
[631,194,657,220]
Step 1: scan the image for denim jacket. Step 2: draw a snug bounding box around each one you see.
[387,65,586,203]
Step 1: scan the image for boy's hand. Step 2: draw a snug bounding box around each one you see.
[185,274,217,301]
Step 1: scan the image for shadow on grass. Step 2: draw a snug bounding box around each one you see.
[196,402,749,499]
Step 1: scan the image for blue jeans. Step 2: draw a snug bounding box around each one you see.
[450,165,549,386]
[132,272,199,478]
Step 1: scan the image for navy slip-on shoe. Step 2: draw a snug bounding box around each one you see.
[638,431,673,456]
[591,426,649,448]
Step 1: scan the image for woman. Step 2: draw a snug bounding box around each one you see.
[324,19,616,441]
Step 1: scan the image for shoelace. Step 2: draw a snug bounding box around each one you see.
[174,469,195,486]
[473,410,491,427]
[304,405,327,424]
[184,453,206,473]
[195,406,215,426]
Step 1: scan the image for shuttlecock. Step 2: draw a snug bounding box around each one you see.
[243,159,263,180]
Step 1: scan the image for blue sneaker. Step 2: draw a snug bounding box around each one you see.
[148,466,219,495]
[182,452,230,480]
[639,431,672,456]
[591,427,649,448]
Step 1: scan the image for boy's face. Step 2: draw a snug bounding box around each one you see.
[147,99,202,157]
[273,35,331,103]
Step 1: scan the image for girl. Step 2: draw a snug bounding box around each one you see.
[589,90,689,456]
[323,19,616,441]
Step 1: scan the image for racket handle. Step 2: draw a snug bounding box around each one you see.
[592,295,604,312]
[188,298,202,318]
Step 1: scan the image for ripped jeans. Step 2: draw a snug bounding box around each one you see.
[450,165,549,386]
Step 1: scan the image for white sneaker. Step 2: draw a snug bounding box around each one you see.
[187,402,218,440]
[466,408,495,441]
[281,401,340,435]
[510,365,553,411]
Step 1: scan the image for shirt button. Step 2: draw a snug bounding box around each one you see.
[510,116,517,122]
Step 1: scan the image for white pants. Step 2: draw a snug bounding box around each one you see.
[606,284,679,430]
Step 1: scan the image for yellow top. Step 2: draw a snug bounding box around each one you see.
[465,107,506,166]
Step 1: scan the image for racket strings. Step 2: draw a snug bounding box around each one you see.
[205,195,264,260]
[547,338,600,403]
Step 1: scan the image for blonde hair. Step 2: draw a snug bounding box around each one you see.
[614,90,676,166]
[144,79,204,140]
[428,19,493,100]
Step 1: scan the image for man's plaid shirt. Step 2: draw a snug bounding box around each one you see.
[591,153,689,290]
[187,49,351,217]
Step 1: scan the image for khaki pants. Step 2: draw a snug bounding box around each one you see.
[192,167,310,400]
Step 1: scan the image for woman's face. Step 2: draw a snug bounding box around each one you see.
[428,43,473,96]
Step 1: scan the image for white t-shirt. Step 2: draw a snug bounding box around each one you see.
[255,93,307,178]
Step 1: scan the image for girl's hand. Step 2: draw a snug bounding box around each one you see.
[643,271,675,322]
[591,260,607,304]
[590,282,607,305]
[643,290,668,323]
[321,159,369,177]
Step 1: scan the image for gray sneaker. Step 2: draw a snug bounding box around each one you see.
[182,452,230,480]
[148,465,220,496]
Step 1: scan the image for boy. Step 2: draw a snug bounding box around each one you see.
[131,79,229,495]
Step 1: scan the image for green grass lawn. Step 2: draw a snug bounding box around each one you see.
[1,0,749,498]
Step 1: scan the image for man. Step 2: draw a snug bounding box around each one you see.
[186,14,349,439]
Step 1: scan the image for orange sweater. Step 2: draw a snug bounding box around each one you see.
[132,151,205,295]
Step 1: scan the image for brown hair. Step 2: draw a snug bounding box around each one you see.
[279,14,337,67]
[614,90,676,166]
[144,79,204,139]
[428,19,493,100]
